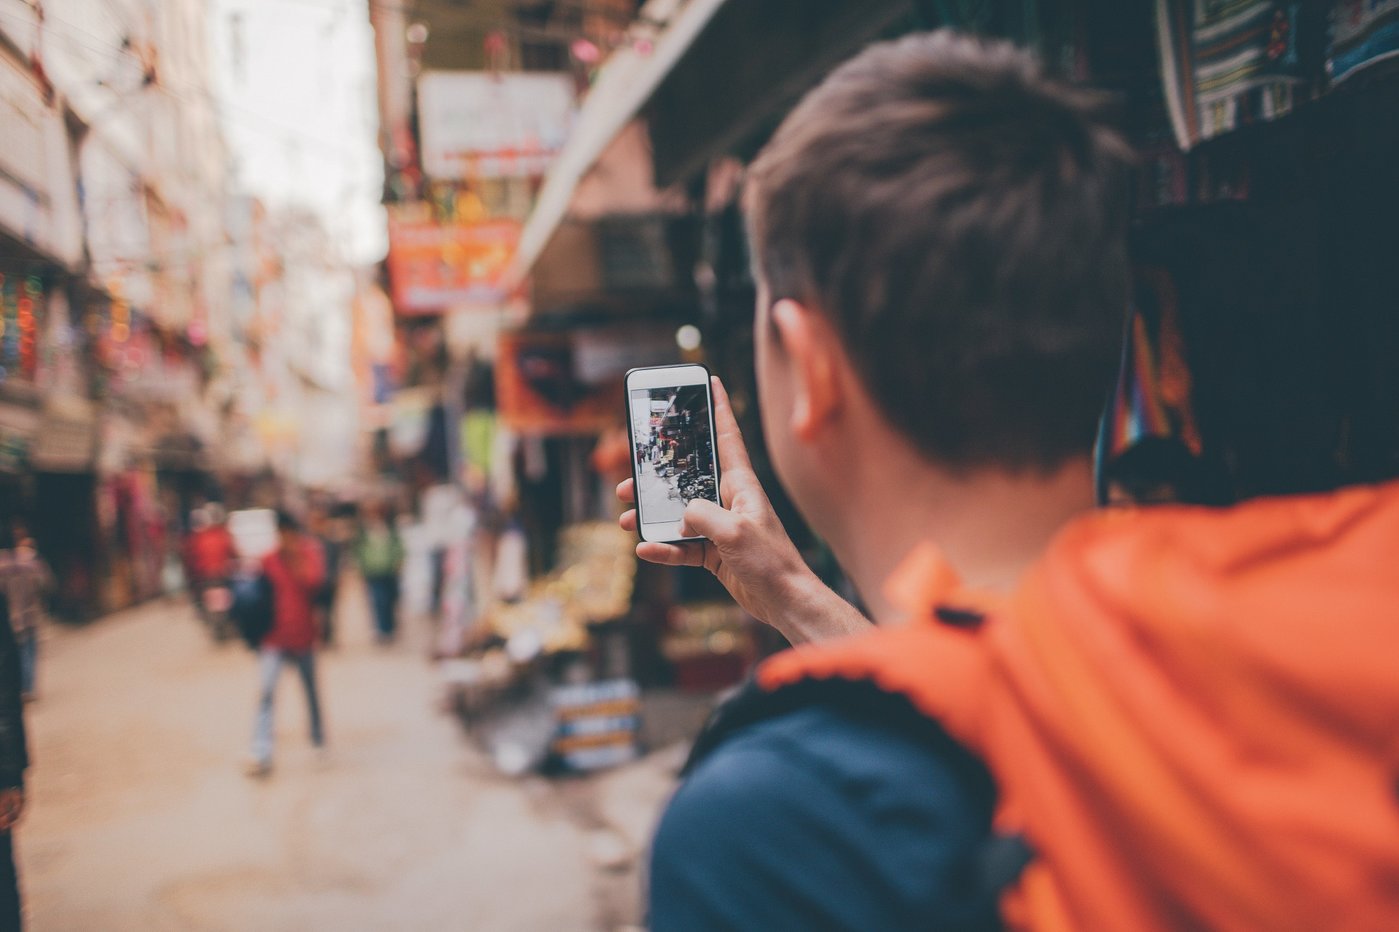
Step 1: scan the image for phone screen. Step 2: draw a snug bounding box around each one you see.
[627,375,719,540]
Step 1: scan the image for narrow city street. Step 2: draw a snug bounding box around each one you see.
[17,583,679,931]
[636,464,685,526]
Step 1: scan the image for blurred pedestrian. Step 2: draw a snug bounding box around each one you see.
[183,505,237,639]
[0,588,29,929]
[308,507,345,648]
[353,503,404,644]
[248,510,326,778]
[0,523,51,702]
[630,31,1399,929]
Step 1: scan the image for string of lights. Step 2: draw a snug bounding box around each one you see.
[0,271,45,380]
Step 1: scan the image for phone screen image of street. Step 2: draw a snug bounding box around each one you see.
[630,385,719,528]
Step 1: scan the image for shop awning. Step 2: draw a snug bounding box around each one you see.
[506,0,731,291]
[646,0,914,187]
[509,0,920,292]
[30,396,98,473]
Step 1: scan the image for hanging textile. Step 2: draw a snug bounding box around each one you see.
[1328,0,1399,84]
[1155,0,1309,150]
[1102,267,1204,464]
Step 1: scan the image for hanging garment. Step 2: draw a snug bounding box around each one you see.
[1102,266,1203,465]
[1156,0,1311,150]
[1328,0,1399,84]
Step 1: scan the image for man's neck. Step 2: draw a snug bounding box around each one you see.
[834,452,1098,624]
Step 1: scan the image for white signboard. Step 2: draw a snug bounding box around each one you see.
[0,52,83,267]
[82,135,154,306]
[228,509,278,561]
[418,71,575,180]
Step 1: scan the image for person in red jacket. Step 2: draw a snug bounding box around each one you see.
[186,506,236,583]
[184,505,236,633]
[248,510,326,778]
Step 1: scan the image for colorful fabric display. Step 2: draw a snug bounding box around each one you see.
[1156,0,1309,150]
[1328,0,1399,84]
[1101,267,1204,468]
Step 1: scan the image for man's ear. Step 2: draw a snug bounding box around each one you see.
[770,299,841,442]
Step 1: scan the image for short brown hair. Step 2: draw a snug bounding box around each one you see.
[746,31,1133,472]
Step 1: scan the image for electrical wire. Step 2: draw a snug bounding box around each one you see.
[0,4,128,70]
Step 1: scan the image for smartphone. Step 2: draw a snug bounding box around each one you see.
[625,364,721,543]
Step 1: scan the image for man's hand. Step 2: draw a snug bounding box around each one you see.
[618,377,870,645]
[0,788,24,831]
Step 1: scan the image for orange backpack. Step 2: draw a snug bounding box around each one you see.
[761,481,1399,931]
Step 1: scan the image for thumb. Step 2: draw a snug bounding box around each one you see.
[681,498,738,547]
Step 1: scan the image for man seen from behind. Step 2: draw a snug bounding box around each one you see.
[627,31,1399,931]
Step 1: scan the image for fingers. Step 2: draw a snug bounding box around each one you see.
[617,479,638,533]
[0,793,19,830]
[683,498,741,548]
[636,541,705,568]
[710,377,755,475]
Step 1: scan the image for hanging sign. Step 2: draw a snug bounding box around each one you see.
[495,331,621,436]
[417,72,575,180]
[386,204,520,314]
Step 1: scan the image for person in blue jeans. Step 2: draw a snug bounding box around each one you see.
[251,649,323,774]
[0,589,30,930]
[353,503,404,644]
[0,523,51,702]
[248,511,326,778]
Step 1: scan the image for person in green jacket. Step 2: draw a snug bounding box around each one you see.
[354,503,405,644]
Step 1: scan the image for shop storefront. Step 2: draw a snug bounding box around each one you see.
[0,384,38,529]
[389,0,1399,775]
[30,396,101,619]
[468,0,1399,774]
[0,34,101,623]
[429,316,755,773]
[520,0,1399,496]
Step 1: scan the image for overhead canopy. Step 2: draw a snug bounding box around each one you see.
[645,0,914,188]
[506,0,730,290]
[509,0,925,291]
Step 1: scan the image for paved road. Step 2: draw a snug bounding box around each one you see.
[18,581,677,931]
[636,463,685,526]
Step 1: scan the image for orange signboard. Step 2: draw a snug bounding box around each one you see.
[495,332,622,436]
[386,206,520,314]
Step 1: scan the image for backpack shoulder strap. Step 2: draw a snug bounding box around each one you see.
[683,664,1033,911]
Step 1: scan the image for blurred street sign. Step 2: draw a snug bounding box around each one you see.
[417,72,575,181]
[386,204,520,314]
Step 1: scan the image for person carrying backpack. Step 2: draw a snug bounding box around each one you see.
[619,31,1399,930]
[246,510,326,778]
